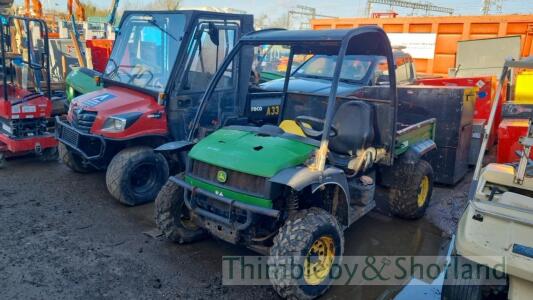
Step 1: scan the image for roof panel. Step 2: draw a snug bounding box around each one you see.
[240,26,384,43]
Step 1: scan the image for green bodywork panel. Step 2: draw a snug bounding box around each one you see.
[65,68,101,103]
[259,71,284,82]
[188,128,316,178]
[185,176,273,208]
[394,120,436,156]
[186,121,435,210]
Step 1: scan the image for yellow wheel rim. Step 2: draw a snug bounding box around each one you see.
[417,176,429,207]
[304,235,335,285]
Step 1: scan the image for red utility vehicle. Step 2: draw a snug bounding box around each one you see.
[0,16,58,167]
[56,10,253,205]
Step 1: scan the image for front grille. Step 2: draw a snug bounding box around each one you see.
[195,193,248,224]
[59,124,80,147]
[191,159,268,197]
[72,110,97,133]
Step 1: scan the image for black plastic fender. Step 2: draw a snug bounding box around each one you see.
[379,139,436,187]
[402,139,436,164]
[155,140,196,154]
[269,166,351,226]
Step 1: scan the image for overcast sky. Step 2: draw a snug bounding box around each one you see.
[17,0,533,18]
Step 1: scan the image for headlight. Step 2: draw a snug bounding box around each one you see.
[102,116,127,132]
[101,112,142,133]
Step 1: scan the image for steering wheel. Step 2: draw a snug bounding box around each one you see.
[111,64,138,83]
[295,115,338,138]
[138,69,155,88]
[126,64,153,85]
[146,76,164,90]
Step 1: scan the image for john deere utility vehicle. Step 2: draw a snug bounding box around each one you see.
[155,27,437,299]
[442,57,533,300]
[56,11,253,205]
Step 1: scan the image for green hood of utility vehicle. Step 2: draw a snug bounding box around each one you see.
[65,68,101,103]
[188,128,316,178]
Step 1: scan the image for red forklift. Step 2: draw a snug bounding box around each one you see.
[56,11,253,206]
[0,16,58,168]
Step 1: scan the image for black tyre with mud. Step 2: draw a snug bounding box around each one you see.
[442,255,507,300]
[39,147,59,162]
[106,146,169,206]
[155,178,206,243]
[268,207,344,300]
[58,142,95,173]
[386,159,433,219]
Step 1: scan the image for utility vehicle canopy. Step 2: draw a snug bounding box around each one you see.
[189,26,399,166]
[103,10,252,96]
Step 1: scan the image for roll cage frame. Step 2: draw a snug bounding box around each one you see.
[187,26,399,169]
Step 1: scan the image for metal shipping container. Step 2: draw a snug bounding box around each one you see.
[312,14,533,76]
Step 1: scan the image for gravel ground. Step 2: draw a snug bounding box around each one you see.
[0,156,472,299]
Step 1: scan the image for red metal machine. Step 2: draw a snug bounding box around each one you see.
[497,118,531,163]
[0,16,58,167]
[85,39,113,73]
[495,70,533,163]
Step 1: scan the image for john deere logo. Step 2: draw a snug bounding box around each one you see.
[216,170,227,183]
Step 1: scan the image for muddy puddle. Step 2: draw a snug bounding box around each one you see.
[125,186,455,300]
[1,157,469,299]
[326,212,452,300]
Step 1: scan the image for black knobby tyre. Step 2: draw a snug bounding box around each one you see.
[155,178,206,244]
[58,142,95,173]
[39,147,59,162]
[441,255,506,300]
[442,276,483,300]
[387,159,433,219]
[268,207,344,300]
[106,146,169,206]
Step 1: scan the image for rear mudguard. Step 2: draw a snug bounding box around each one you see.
[269,166,351,226]
[402,139,436,164]
[380,139,436,187]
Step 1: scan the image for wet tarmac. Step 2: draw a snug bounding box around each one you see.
[0,156,470,299]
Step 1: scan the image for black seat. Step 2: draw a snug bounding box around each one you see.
[329,101,374,156]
